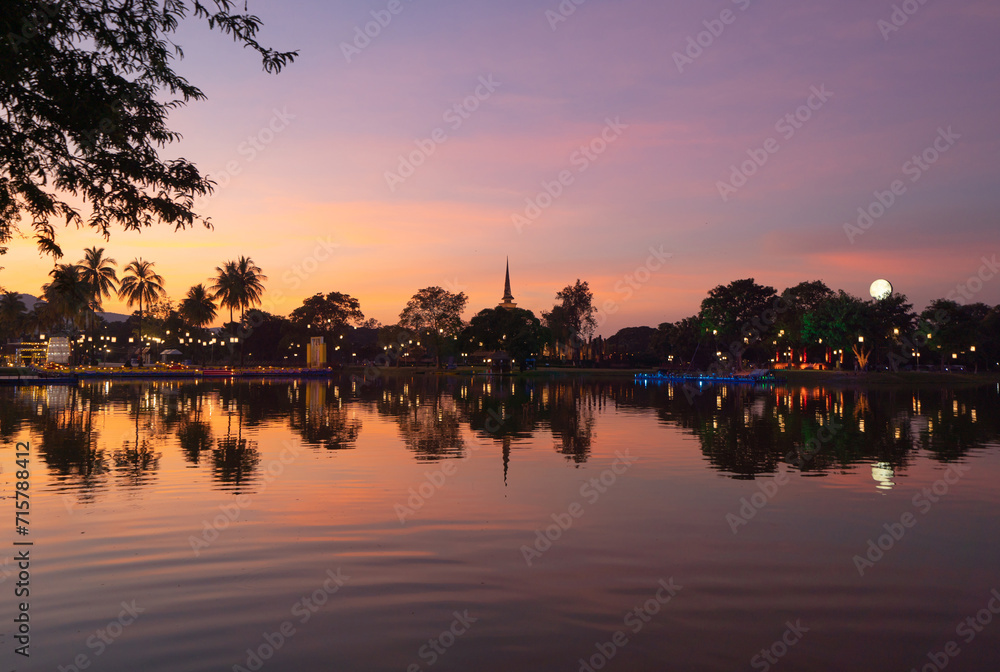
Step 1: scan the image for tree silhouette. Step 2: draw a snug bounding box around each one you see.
[77,246,119,347]
[290,292,365,332]
[211,256,266,325]
[699,278,777,348]
[41,264,90,330]
[117,258,165,364]
[0,0,296,258]
[180,284,218,329]
[0,291,27,341]
[77,247,119,310]
[399,286,468,366]
[543,280,596,362]
[462,307,547,366]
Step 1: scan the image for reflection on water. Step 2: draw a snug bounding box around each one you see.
[2,375,999,671]
[6,377,997,494]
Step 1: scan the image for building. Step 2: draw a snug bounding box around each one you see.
[1,342,47,367]
[498,258,517,310]
[46,336,71,364]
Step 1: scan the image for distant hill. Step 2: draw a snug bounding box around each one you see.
[16,293,41,312]
[16,293,131,323]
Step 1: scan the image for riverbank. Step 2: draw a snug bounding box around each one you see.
[780,369,1000,388]
[345,365,1000,388]
[345,365,648,378]
[0,364,342,385]
[6,364,998,388]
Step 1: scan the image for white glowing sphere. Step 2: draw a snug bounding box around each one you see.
[870,279,892,299]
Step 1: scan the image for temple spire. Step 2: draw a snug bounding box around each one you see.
[503,258,513,300]
[499,258,517,309]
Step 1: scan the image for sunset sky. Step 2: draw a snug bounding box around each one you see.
[4,0,999,335]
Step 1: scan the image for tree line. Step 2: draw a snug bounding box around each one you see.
[1,249,270,365]
[604,278,1000,372]
[0,251,596,368]
[2,254,997,371]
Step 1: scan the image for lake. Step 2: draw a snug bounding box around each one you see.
[2,374,999,671]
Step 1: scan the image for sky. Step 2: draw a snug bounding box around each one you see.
[3,0,1000,336]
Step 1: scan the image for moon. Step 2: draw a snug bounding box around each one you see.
[870,279,892,299]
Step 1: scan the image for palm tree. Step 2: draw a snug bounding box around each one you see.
[210,260,240,326]
[180,284,217,328]
[77,247,119,311]
[24,301,55,338]
[117,258,165,366]
[42,264,91,330]
[0,291,27,341]
[77,247,119,347]
[233,256,267,320]
[210,256,267,326]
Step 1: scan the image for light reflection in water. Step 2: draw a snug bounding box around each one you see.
[1,376,998,671]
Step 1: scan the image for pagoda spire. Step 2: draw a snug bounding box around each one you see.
[499,257,517,310]
[503,258,513,300]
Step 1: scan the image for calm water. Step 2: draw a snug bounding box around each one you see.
[2,375,999,671]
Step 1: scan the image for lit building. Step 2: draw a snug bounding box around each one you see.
[46,336,71,364]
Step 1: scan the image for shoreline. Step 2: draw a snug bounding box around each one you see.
[4,365,999,388]
[345,366,1000,387]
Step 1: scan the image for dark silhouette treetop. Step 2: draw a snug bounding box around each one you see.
[463,306,547,362]
[290,292,365,332]
[0,0,297,258]
[399,286,468,336]
[543,279,596,341]
[801,290,867,351]
[699,278,777,341]
[781,280,835,313]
